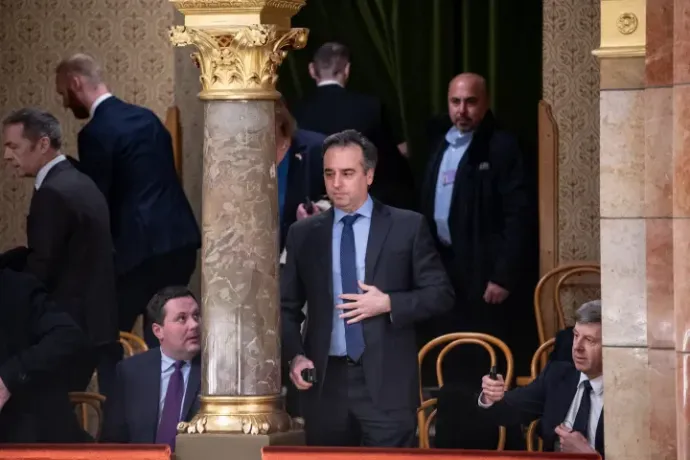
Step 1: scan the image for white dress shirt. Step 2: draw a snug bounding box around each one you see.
[90,92,113,117]
[34,154,66,190]
[479,372,603,449]
[158,350,192,424]
[560,374,603,449]
[317,80,343,88]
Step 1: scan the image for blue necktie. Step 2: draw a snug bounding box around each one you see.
[340,214,365,361]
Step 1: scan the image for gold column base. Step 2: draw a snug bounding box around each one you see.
[177,395,293,435]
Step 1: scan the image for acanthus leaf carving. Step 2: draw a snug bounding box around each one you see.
[170,24,308,100]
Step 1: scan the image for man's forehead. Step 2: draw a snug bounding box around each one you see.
[574,322,602,337]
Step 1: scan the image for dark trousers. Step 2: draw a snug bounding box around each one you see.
[66,343,120,401]
[116,247,197,348]
[303,357,415,447]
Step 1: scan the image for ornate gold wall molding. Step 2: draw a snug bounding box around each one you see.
[170,24,307,100]
[592,0,645,58]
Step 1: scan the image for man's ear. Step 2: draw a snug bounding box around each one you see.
[308,62,318,81]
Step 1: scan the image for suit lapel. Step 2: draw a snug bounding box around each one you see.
[556,367,582,422]
[139,348,163,441]
[182,356,201,420]
[364,203,392,283]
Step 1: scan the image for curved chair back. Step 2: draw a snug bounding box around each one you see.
[119,331,149,357]
[534,263,600,345]
[524,337,555,451]
[69,391,106,440]
[417,333,514,450]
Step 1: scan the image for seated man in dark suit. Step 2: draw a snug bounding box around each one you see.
[55,54,201,349]
[479,300,604,457]
[101,286,201,451]
[0,268,88,443]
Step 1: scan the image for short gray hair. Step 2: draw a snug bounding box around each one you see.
[322,129,377,172]
[2,108,62,150]
[575,300,601,324]
[312,42,350,78]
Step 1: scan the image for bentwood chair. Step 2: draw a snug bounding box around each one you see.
[69,391,106,440]
[417,333,514,450]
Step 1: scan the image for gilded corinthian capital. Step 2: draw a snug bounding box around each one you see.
[170,25,308,100]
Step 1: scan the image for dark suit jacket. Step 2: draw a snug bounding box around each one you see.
[279,129,326,251]
[77,96,201,275]
[292,84,414,209]
[420,111,530,303]
[25,160,118,346]
[101,347,201,443]
[482,361,604,457]
[0,269,88,443]
[281,201,454,411]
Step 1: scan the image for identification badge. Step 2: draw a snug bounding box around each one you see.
[442,169,456,186]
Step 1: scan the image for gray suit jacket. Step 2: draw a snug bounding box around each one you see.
[281,201,454,411]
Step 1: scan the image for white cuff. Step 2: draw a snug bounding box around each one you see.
[477,392,494,409]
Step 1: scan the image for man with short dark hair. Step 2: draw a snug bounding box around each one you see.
[478,300,605,457]
[291,42,414,209]
[281,129,453,447]
[2,107,118,396]
[55,53,201,349]
[101,286,201,450]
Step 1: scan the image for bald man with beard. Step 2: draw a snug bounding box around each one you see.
[418,73,535,387]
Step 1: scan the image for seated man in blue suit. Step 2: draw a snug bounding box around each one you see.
[55,54,201,350]
[275,97,326,253]
[479,300,604,457]
[101,286,201,451]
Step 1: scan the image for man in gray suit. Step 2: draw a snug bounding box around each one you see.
[281,130,454,447]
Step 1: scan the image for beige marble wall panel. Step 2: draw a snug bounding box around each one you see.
[201,100,280,397]
[600,218,647,346]
[600,57,645,89]
[602,346,651,460]
[672,85,690,218]
[649,348,677,460]
[600,90,646,218]
[644,87,673,217]
[646,219,675,348]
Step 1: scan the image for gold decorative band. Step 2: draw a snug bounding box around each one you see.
[170,24,308,100]
[177,394,293,435]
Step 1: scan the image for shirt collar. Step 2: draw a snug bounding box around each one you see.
[160,349,190,372]
[579,372,603,396]
[334,195,374,223]
[317,80,344,88]
[90,92,113,117]
[445,126,473,146]
[35,154,66,190]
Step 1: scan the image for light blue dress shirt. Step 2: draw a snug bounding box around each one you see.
[158,350,192,424]
[434,127,473,245]
[329,195,374,356]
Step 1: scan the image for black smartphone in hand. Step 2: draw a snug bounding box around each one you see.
[303,197,314,215]
[301,368,317,383]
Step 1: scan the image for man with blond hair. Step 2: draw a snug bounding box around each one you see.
[55,53,201,350]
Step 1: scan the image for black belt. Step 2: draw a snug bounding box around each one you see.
[329,355,362,366]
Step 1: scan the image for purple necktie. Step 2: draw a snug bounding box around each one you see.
[156,361,184,449]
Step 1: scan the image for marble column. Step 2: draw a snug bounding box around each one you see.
[595,0,678,458]
[169,0,308,437]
